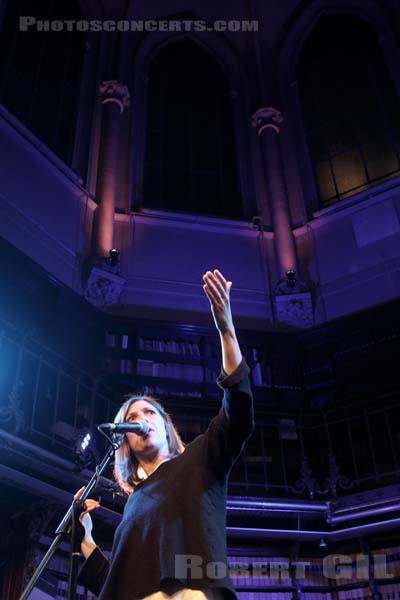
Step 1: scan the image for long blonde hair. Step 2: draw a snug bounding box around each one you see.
[113,394,185,494]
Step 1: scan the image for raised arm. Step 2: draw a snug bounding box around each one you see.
[203,269,241,375]
[203,270,254,473]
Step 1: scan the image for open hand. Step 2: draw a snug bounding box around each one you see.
[203,270,234,335]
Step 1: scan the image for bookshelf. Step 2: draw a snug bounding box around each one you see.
[103,321,304,397]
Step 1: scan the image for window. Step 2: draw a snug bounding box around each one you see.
[296,15,400,208]
[0,0,85,168]
[143,40,243,218]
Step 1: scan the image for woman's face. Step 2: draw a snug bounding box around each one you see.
[124,399,169,461]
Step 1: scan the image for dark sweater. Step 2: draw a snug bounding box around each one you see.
[78,359,254,600]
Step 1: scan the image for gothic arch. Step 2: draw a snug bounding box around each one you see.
[277,0,400,215]
[120,21,254,215]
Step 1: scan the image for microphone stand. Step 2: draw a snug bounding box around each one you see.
[68,495,83,600]
[18,434,120,600]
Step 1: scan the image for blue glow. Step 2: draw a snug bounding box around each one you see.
[80,433,91,451]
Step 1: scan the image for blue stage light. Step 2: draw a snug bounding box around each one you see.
[80,433,91,451]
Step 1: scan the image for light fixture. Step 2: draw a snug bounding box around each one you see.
[107,248,120,267]
[74,431,95,469]
[285,269,296,288]
[80,433,91,451]
[319,538,327,549]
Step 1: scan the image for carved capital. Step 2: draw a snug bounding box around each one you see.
[99,80,131,114]
[84,266,126,307]
[252,106,284,136]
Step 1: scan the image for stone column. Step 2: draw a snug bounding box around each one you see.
[94,80,130,256]
[252,106,297,277]
[252,107,313,328]
[83,80,130,308]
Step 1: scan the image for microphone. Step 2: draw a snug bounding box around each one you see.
[97,420,150,436]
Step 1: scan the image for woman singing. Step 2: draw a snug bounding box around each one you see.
[76,269,254,600]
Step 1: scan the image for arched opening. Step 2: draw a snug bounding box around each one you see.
[296,14,400,208]
[0,0,86,169]
[142,40,243,218]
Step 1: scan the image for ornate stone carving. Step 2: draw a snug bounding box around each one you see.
[0,379,25,435]
[290,455,320,499]
[84,265,125,307]
[0,330,30,435]
[322,452,354,499]
[99,80,131,114]
[291,452,354,500]
[252,106,284,135]
[275,275,308,295]
[275,291,314,329]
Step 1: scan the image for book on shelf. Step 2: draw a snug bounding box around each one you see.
[252,362,263,386]
[136,359,203,382]
[138,337,200,356]
[106,332,117,348]
[205,367,220,382]
[136,359,153,376]
[106,332,130,350]
[105,358,133,374]
[120,359,132,374]
[252,362,271,387]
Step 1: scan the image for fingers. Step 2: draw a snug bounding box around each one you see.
[203,270,230,299]
[79,499,100,523]
[82,499,100,512]
[203,283,217,306]
[213,270,227,289]
[203,273,222,302]
[74,486,85,501]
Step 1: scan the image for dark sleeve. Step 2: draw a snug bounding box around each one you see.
[206,358,254,475]
[78,546,110,597]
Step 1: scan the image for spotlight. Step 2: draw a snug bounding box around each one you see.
[285,269,297,288]
[80,433,91,451]
[107,248,120,267]
[319,538,327,549]
[74,431,95,469]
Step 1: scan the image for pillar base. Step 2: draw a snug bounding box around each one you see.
[274,284,314,329]
[83,265,125,307]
